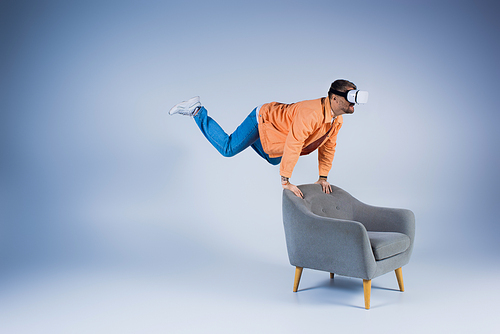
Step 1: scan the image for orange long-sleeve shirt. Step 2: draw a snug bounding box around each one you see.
[257,97,343,178]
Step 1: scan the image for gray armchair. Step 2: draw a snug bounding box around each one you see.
[282,184,415,309]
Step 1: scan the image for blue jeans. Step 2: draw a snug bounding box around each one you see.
[193,106,281,165]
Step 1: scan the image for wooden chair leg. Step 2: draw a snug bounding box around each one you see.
[363,279,371,310]
[293,267,303,292]
[395,267,404,292]
[330,273,334,279]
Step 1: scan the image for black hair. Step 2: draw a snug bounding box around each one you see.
[328,79,357,99]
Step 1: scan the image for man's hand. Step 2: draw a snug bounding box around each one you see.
[315,177,332,194]
[282,181,304,198]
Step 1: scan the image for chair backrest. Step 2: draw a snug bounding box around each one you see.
[299,184,357,221]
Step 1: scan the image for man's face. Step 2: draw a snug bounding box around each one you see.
[331,88,356,116]
[341,97,355,114]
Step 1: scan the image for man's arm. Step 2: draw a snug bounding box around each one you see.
[315,120,342,193]
[279,110,319,198]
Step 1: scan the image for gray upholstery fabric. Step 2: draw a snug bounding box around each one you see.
[282,184,415,280]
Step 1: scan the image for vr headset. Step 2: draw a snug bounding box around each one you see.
[330,89,369,104]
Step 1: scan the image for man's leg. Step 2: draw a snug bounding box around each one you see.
[250,139,281,165]
[193,107,260,157]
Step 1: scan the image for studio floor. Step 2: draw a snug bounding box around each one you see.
[0,251,498,334]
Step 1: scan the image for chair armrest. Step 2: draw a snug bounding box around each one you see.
[283,190,377,279]
[354,204,415,243]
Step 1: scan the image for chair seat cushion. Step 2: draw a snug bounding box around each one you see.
[367,231,410,260]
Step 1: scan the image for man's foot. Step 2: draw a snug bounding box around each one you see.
[169,96,201,116]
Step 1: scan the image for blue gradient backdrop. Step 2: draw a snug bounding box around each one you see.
[1,0,499,292]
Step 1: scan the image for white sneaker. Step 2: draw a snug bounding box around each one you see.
[169,96,201,116]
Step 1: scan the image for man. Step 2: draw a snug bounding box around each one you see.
[169,79,367,198]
